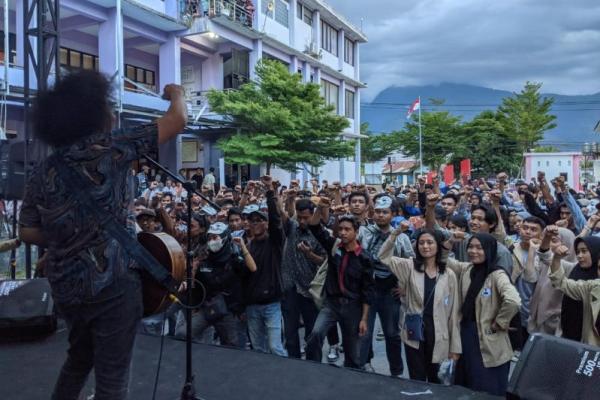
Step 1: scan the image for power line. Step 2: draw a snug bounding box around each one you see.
[361,100,600,107]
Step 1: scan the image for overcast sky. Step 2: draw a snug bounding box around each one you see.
[326,0,600,101]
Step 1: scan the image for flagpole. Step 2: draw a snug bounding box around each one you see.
[418,96,423,175]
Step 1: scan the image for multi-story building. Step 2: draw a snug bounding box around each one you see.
[0,0,366,187]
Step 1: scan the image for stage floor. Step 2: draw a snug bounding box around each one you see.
[0,327,498,400]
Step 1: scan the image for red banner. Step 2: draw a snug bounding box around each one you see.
[460,159,472,181]
[444,164,455,185]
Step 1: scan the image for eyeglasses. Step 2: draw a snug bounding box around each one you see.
[249,219,264,225]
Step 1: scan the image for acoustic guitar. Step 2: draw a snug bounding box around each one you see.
[137,232,186,317]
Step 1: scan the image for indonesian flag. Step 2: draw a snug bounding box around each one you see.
[406,98,420,119]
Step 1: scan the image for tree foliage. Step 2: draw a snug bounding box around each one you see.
[462,110,521,177]
[397,111,464,172]
[360,123,401,163]
[497,82,557,153]
[207,60,352,173]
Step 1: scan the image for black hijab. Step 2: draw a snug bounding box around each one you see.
[561,236,600,341]
[462,233,504,322]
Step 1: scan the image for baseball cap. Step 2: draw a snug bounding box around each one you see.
[207,222,229,236]
[374,195,393,210]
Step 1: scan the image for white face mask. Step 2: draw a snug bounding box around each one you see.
[208,238,224,253]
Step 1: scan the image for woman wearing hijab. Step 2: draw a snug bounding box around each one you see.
[528,227,577,335]
[548,233,600,346]
[176,222,256,347]
[445,233,521,396]
[378,228,461,383]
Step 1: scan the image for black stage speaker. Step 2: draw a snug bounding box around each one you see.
[0,279,56,339]
[508,333,600,400]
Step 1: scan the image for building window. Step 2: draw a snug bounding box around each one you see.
[320,20,338,56]
[321,80,339,114]
[125,64,156,92]
[0,31,17,65]
[263,0,289,27]
[558,160,562,166]
[60,47,99,71]
[546,161,549,167]
[568,160,572,166]
[296,3,312,24]
[345,90,355,119]
[344,37,354,66]
[537,161,541,167]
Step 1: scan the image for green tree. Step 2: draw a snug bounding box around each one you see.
[360,123,401,163]
[397,111,464,173]
[533,145,560,153]
[463,110,521,177]
[207,60,352,173]
[498,82,557,153]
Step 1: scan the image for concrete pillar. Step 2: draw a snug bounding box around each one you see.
[253,0,261,29]
[302,60,311,83]
[355,89,361,135]
[354,42,360,81]
[159,33,181,89]
[339,79,346,117]
[98,8,119,76]
[289,55,298,75]
[338,29,345,71]
[312,10,320,49]
[249,38,262,80]
[288,0,297,48]
[355,139,361,184]
[313,67,320,84]
[158,34,182,173]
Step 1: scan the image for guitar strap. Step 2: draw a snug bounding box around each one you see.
[53,159,180,295]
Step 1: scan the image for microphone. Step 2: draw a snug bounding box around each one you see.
[0,239,21,253]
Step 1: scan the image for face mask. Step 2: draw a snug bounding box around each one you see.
[208,238,224,253]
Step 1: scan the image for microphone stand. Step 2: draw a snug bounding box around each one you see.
[144,156,217,400]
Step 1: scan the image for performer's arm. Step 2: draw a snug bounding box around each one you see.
[157,84,187,145]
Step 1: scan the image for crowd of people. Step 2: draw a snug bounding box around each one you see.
[127,168,600,397]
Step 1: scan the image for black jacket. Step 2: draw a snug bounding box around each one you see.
[195,239,246,314]
[243,191,285,305]
[309,224,375,305]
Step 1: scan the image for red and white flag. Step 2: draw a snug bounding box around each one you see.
[406,98,420,119]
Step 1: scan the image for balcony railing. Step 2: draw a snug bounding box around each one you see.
[182,0,254,28]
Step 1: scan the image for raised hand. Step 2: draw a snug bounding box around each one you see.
[552,244,569,258]
[426,193,440,208]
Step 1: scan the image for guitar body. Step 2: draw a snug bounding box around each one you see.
[137,232,186,317]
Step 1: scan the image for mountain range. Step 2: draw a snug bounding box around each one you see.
[361,83,600,151]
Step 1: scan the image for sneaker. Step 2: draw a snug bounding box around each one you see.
[301,344,306,355]
[363,362,375,373]
[327,345,339,362]
[511,350,521,363]
[376,329,385,341]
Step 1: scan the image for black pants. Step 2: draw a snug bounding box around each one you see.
[51,271,143,400]
[306,298,363,368]
[282,289,320,358]
[404,315,439,383]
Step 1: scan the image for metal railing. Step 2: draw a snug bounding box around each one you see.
[186,0,254,28]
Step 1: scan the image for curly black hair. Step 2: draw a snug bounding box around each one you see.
[32,70,113,147]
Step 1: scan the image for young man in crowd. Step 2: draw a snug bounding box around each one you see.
[305,196,375,369]
[358,194,414,376]
[280,198,326,359]
[242,176,287,357]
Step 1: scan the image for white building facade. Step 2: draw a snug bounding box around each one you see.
[524,152,582,191]
[0,0,366,187]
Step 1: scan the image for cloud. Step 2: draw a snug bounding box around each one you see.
[325,0,600,100]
